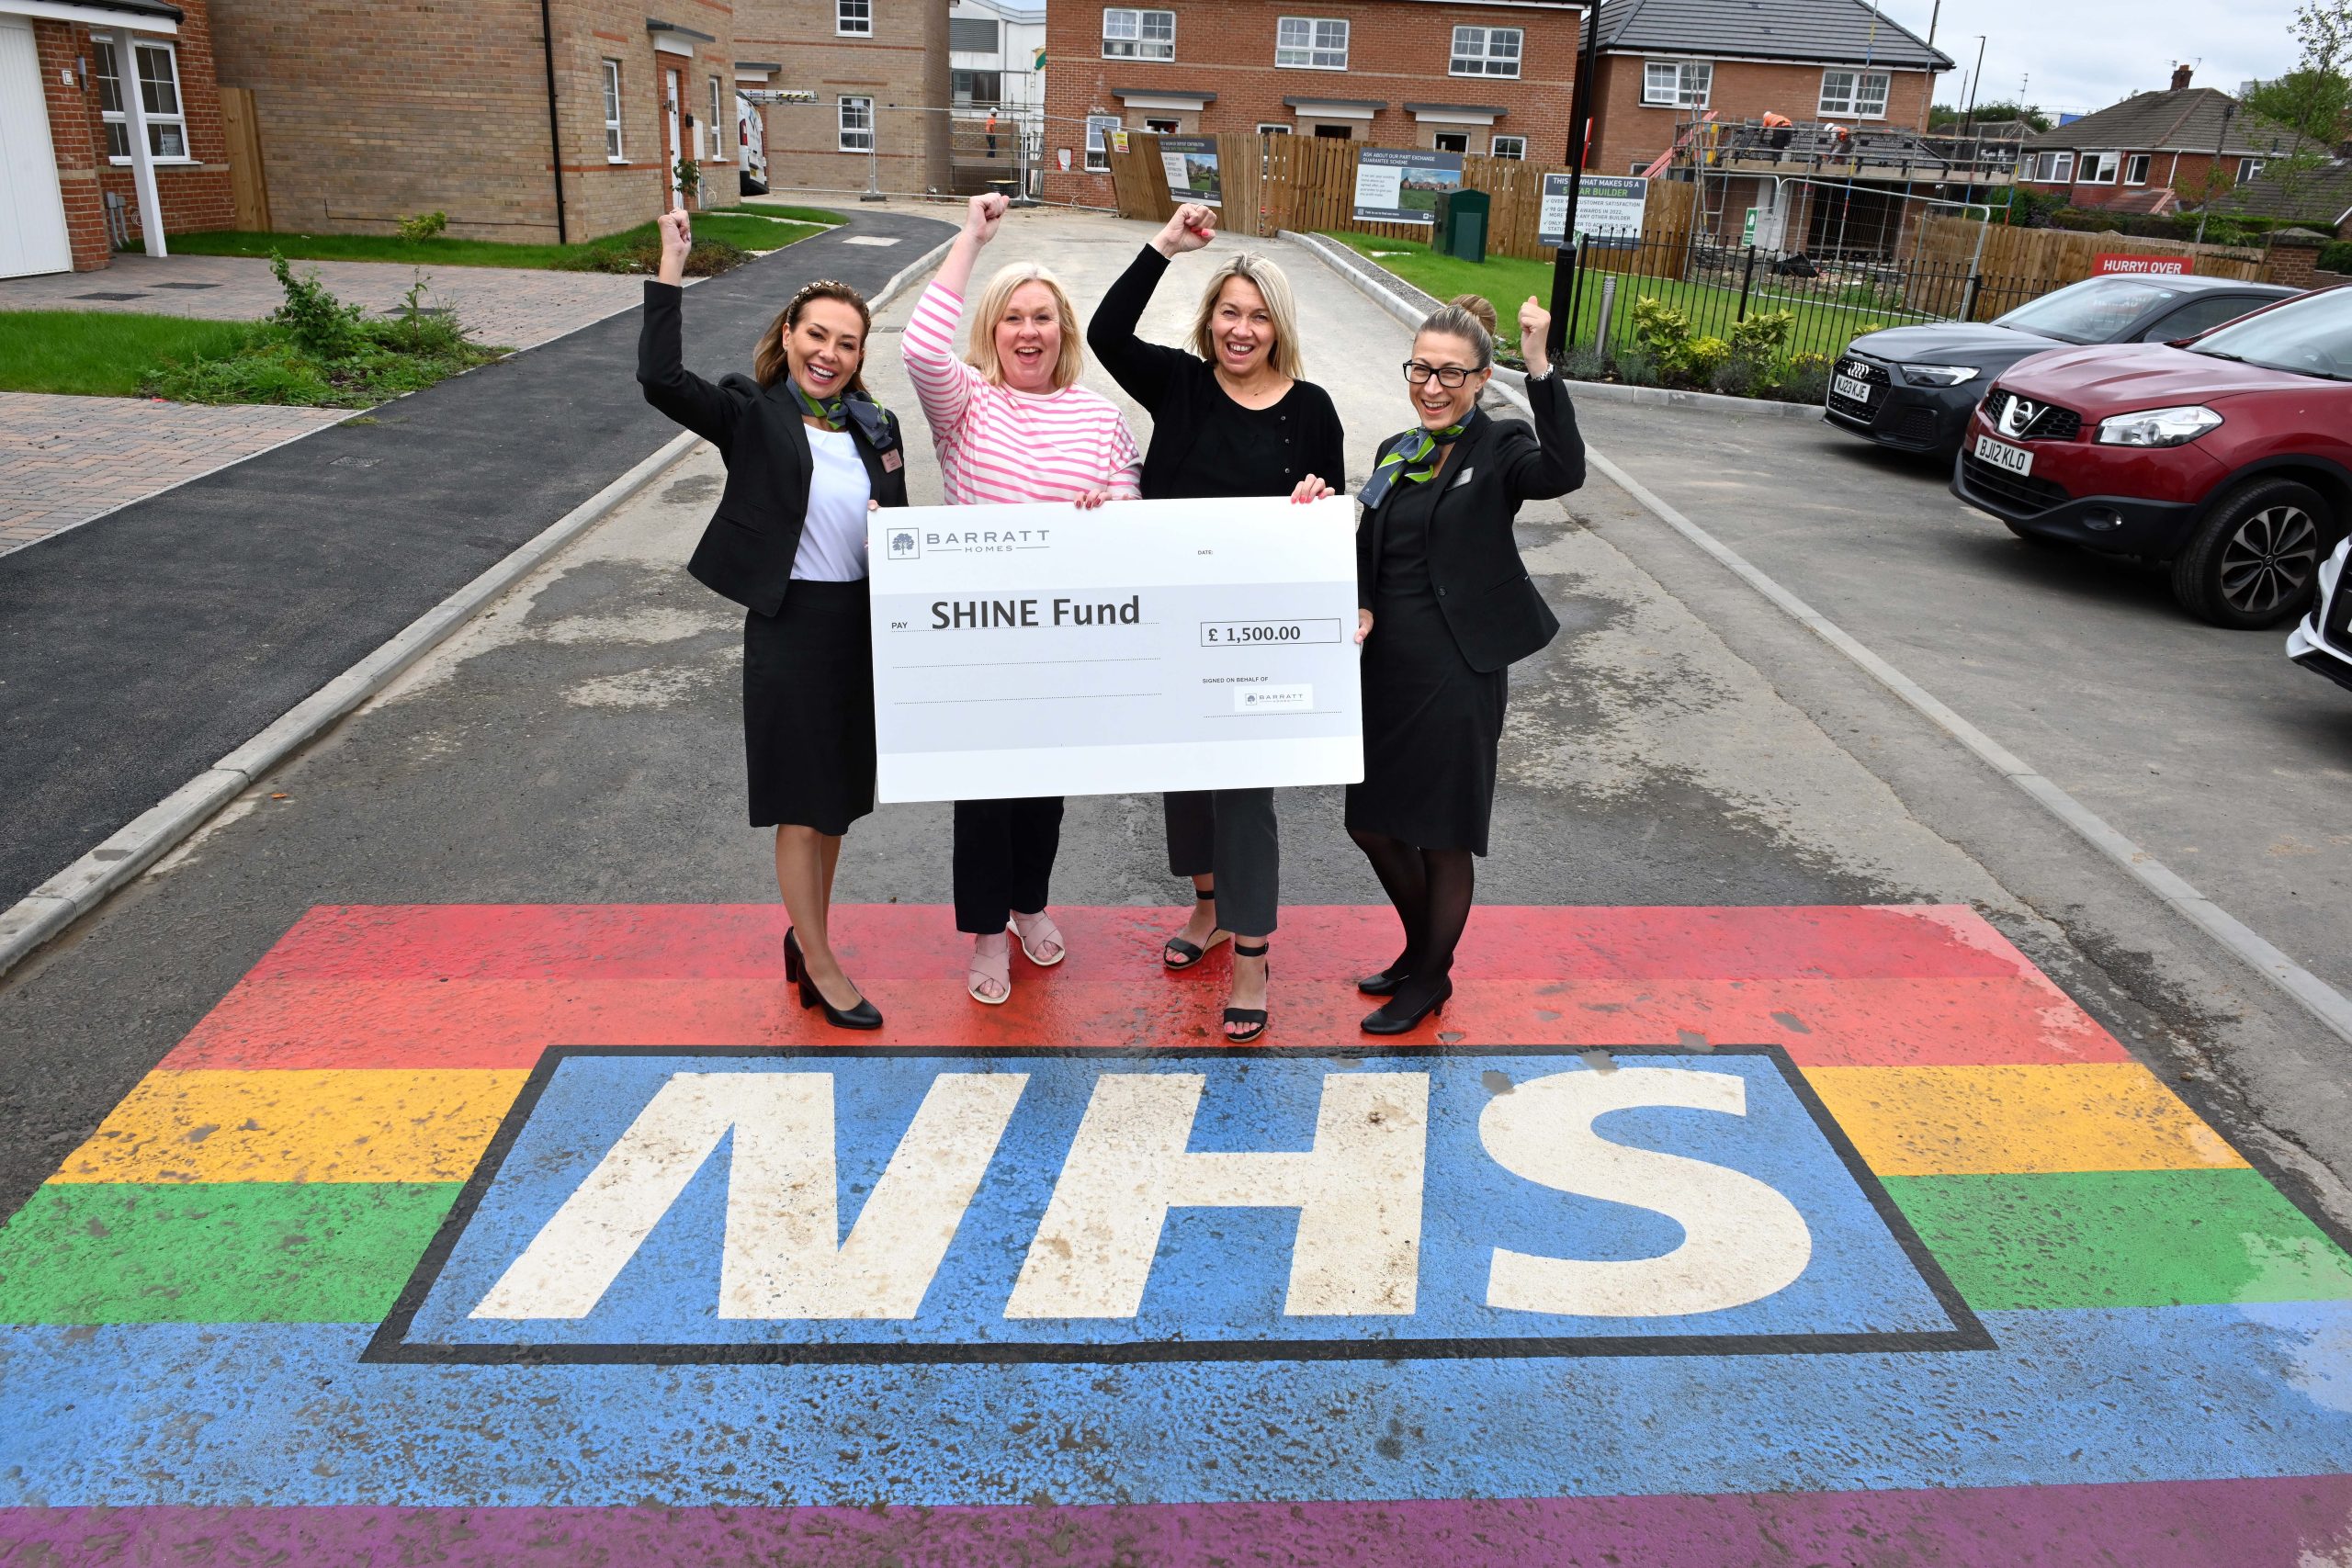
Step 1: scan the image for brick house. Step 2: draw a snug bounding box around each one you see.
[2018,66,2326,212]
[737,0,950,197]
[1041,0,1587,209]
[206,0,740,244]
[2,0,234,276]
[1586,0,1954,255]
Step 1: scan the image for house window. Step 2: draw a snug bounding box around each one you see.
[1258,122,1292,135]
[2080,151,2120,184]
[1102,8,1174,60]
[2237,156,2266,183]
[839,95,874,152]
[1314,124,1351,139]
[1433,130,1470,153]
[2030,150,2075,183]
[601,60,625,160]
[1643,59,1712,108]
[1276,16,1349,69]
[837,0,872,35]
[1450,26,1521,78]
[952,70,1003,107]
[708,76,725,158]
[1491,134,1525,159]
[949,17,1000,51]
[1145,117,1179,133]
[1084,113,1121,170]
[2124,152,2151,185]
[1817,69,1890,118]
[95,39,188,161]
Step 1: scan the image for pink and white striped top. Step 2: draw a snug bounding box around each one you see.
[901,279,1143,506]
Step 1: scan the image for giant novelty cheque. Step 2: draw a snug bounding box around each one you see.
[867,495,1363,802]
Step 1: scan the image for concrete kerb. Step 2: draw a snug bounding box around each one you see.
[1280,230,1825,423]
[0,234,953,984]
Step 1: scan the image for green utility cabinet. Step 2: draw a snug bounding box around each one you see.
[1433,188,1489,263]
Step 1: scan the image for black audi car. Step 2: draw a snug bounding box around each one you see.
[1824,273,2297,460]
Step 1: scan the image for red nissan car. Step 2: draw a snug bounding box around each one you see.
[1951,283,2352,627]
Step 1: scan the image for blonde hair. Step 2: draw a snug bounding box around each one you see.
[1189,254,1305,381]
[1418,302,1494,370]
[965,262,1086,391]
[753,278,871,392]
[1448,293,1498,338]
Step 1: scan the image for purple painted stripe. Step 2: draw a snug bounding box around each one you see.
[5,1476,2350,1566]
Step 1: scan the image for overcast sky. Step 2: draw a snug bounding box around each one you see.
[1867,0,2308,118]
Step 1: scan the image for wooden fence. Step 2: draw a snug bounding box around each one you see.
[1914,214,2269,320]
[220,87,270,232]
[1105,132,1694,265]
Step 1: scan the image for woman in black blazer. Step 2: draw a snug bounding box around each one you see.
[1296,296,1585,1034]
[1088,202,1348,1043]
[637,209,907,1031]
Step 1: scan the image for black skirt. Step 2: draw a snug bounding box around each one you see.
[1345,582,1506,855]
[742,579,876,834]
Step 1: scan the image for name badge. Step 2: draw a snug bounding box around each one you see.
[882,449,903,472]
[1448,466,1476,490]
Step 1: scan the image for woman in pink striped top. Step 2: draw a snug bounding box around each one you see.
[902,191,1144,1006]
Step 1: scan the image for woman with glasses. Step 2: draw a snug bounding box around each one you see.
[1088,201,1347,1043]
[1295,297,1585,1033]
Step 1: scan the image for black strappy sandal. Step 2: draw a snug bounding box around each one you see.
[1162,886,1232,970]
[1222,940,1271,1043]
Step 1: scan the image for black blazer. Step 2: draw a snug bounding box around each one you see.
[1357,370,1586,673]
[1086,245,1347,500]
[636,280,909,617]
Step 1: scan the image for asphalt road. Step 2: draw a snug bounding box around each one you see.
[1574,401,2352,1001]
[0,209,953,914]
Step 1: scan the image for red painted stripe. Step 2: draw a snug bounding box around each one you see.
[159,905,2124,1070]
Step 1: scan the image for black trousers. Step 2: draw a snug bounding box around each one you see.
[954,796,1065,934]
[1163,787,1279,936]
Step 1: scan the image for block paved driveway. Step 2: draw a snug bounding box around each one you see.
[0,254,650,555]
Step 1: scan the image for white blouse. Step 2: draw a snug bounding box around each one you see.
[792,425,873,581]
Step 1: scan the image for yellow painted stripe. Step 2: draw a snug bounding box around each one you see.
[1804,1063,2247,1177]
[49,1070,528,1185]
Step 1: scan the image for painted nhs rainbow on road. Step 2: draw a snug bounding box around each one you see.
[4,904,2351,1562]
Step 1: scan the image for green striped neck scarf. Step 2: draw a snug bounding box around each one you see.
[788,378,850,431]
[1360,420,1470,508]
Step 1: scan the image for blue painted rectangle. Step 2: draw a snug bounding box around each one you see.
[377,1046,1972,1359]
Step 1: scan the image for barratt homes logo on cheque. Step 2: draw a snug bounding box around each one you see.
[368,1045,1986,1364]
[887,527,921,560]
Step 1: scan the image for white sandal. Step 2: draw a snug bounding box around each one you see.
[967,935,1012,1005]
[1009,908,1067,966]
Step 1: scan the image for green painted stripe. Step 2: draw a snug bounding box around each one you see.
[0,1181,456,1325]
[1885,1168,2352,1312]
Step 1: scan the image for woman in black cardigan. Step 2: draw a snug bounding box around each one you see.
[1295,296,1585,1034]
[637,209,907,1031]
[1087,201,1346,1043]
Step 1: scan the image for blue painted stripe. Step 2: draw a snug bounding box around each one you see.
[1,1303,2348,1506]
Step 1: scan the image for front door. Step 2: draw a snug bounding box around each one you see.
[664,67,683,207]
[0,16,73,277]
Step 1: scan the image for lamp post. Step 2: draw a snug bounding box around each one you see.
[1544,6,1602,360]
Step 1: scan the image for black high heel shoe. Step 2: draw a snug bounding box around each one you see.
[1362,975,1451,1035]
[786,928,883,1031]
[1357,949,1419,997]
[1163,886,1231,970]
[1222,941,1271,1043]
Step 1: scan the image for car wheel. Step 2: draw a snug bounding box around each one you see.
[2169,479,2335,629]
[2001,518,2071,549]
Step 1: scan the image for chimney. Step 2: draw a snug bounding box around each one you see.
[2170,62,2193,92]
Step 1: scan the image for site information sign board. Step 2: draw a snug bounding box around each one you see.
[1352,147,1463,225]
[1540,173,1648,247]
[1158,135,1221,207]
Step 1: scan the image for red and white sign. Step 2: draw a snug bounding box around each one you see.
[2094,253,2193,276]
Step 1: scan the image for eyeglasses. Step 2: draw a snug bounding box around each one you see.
[1402,360,1477,388]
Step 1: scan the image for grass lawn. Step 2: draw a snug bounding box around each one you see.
[168,211,824,271]
[710,203,848,225]
[1320,231,1932,363]
[0,311,259,397]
